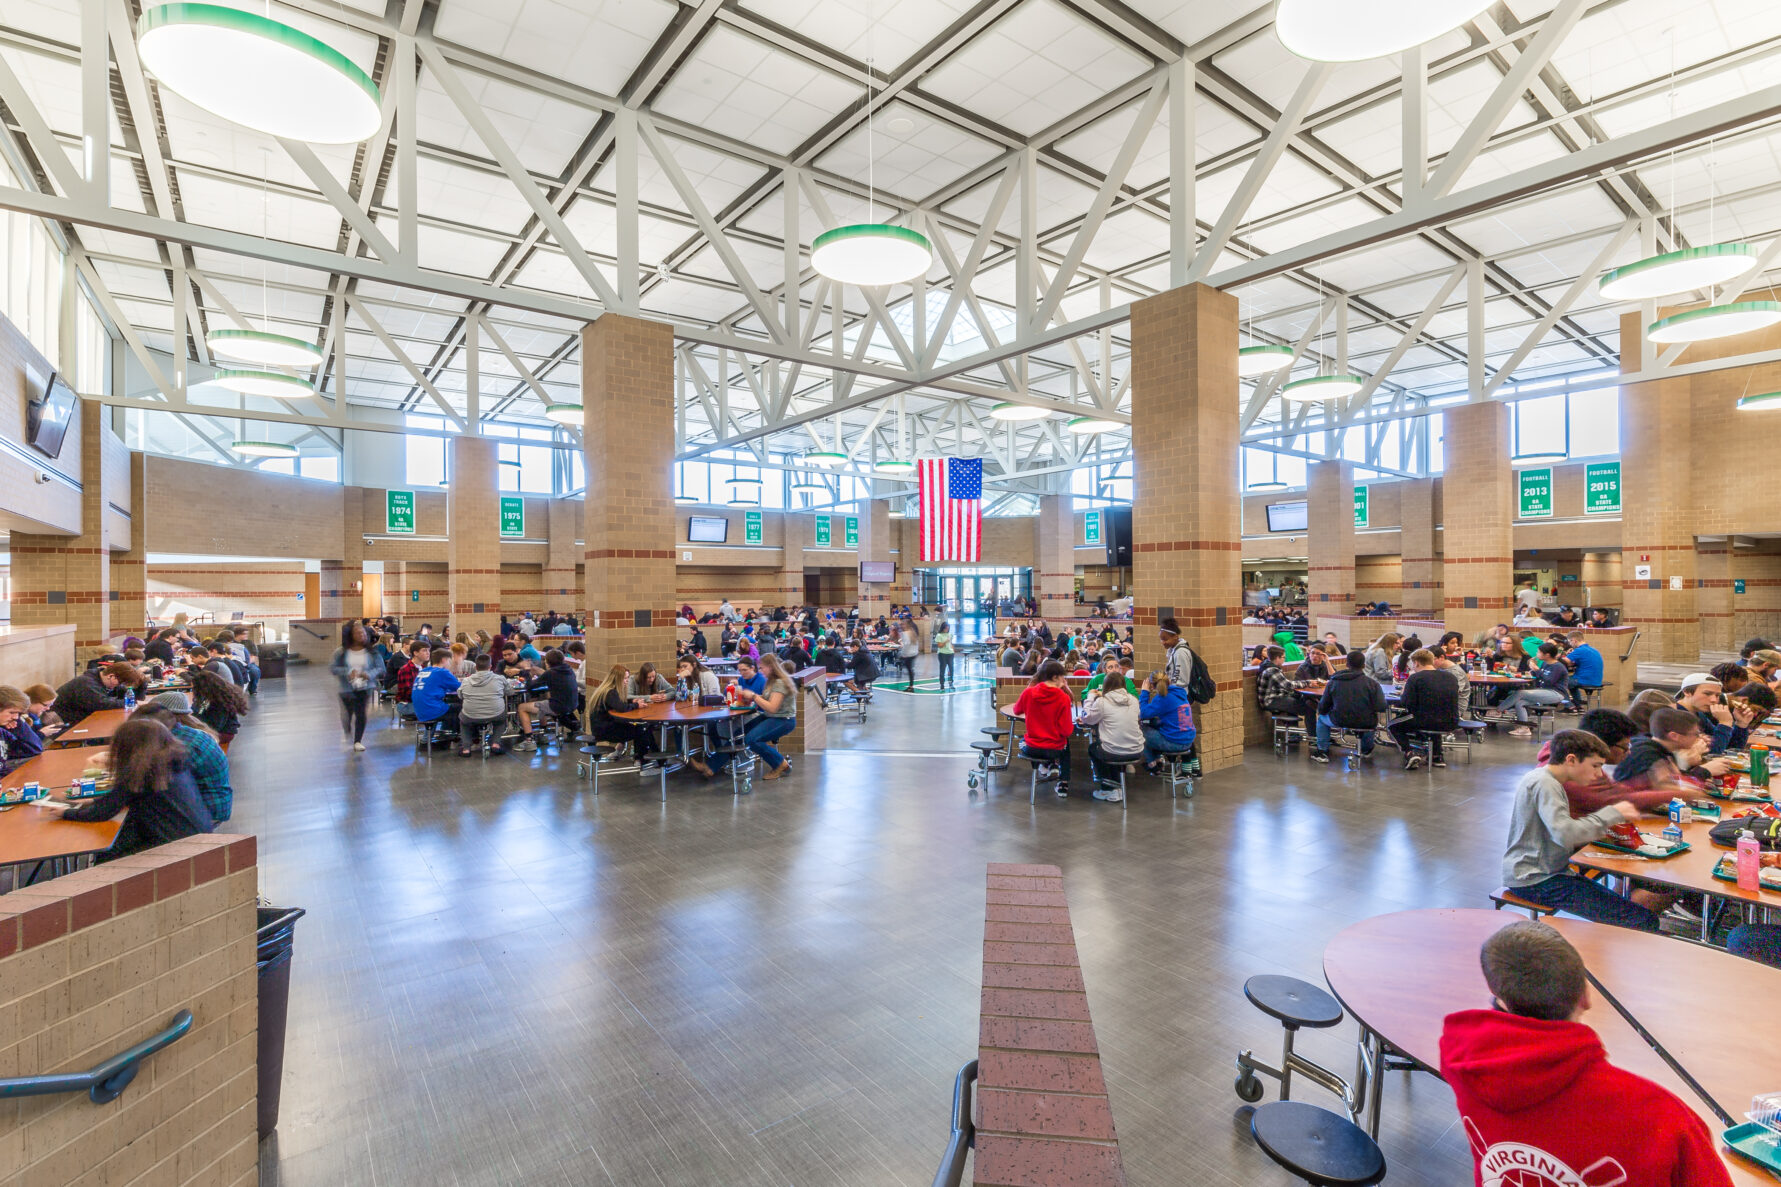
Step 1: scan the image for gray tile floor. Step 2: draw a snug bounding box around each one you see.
[242,659,1526,1185]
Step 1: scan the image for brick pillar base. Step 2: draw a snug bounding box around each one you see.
[1036,494,1075,620]
[1307,461,1356,609]
[1441,402,1514,640]
[1696,543,1734,654]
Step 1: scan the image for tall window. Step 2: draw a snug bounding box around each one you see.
[405,414,447,487]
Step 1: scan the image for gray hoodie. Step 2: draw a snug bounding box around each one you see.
[1503,766,1624,888]
[1080,685,1144,756]
[459,670,514,721]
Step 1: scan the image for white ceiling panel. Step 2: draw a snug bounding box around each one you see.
[433,0,678,96]
[650,25,866,155]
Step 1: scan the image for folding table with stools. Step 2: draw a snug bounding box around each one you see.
[1249,1101,1386,1187]
[1233,974,1359,1115]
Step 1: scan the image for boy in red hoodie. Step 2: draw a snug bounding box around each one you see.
[1012,660,1077,798]
[1441,920,1732,1187]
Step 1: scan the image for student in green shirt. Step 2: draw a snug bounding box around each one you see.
[934,620,955,690]
[1272,629,1305,663]
[1079,656,1139,702]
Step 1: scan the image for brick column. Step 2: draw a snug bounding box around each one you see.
[11,400,113,660]
[1306,460,1355,610]
[777,513,809,606]
[544,498,580,612]
[1398,477,1441,616]
[1036,493,1075,621]
[1696,542,1734,654]
[447,434,502,638]
[891,518,914,607]
[1129,283,1242,773]
[582,314,677,675]
[857,499,891,619]
[1441,401,1514,640]
[111,451,148,636]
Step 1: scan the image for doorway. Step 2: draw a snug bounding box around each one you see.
[361,572,383,619]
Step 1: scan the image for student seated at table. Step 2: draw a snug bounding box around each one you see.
[1440,920,1733,1187]
[0,685,44,776]
[22,683,56,733]
[513,650,580,752]
[1137,669,1195,772]
[1013,661,1075,798]
[1079,659,1143,802]
[410,647,462,740]
[624,662,672,701]
[51,661,136,727]
[1613,705,1734,793]
[134,698,233,824]
[675,656,721,699]
[1294,644,1335,683]
[585,664,659,766]
[515,633,543,665]
[458,655,516,757]
[813,635,849,677]
[1562,630,1603,707]
[843,640,879,698]
[1389,648,1458,770]
[1255,645,1311,737]
[44,717,214,861]
[701,654,798,781]
[1528,709,1667,818]
[1676,672,1758,753]
[1310,650,1386,764]
[1078,658,1137,700]
[1502,730,1654,930]
[226,627,260,694]
[1499,644,1572,737]
[393,639,430,710]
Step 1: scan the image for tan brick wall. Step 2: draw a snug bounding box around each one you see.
[1442,401,1514,639]
[12,402,121,660]
[0,834,259,1187]
[1697,544,1734,653]
[1398,477,1441,615]
[148,562,309,631]
[1307,460,1356,607]
[1130,283,1242,773]
[500,564,545,619]
[543,499,581,615]
[447,435,503,638]
[112,453,148,638]
[857,500,891,620]
[583,314,676,674]
[1036,495,1075,617]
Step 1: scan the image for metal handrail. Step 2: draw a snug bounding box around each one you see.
[1619,629,1641,663]
[0,1010,193,1104]
[931,1059,978,1187]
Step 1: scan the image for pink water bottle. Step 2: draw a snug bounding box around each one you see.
[1737,830,1762,892]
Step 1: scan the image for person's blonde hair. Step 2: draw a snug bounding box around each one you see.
[758,653,792,686]
[1409,648,1437,667]
[0,685,27,711]
[588,663,628,707]
[1374,633,1401,654]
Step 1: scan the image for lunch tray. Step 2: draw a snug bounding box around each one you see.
[1589,836,1690,858]
[1706,784,1774,802]
[1711,856,1781,893]
[1723,1122,1781,1173]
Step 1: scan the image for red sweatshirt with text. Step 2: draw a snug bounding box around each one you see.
[1012,683,1075,750]
[1440,1008,1731,1187]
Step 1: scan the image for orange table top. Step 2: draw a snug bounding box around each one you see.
[47,708,129,748]
[1571,809,1779,908]
[0,747,120,866]
[615,701,745,725]
[1324,909,1774,1186]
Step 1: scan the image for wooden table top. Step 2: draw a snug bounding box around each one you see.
[47,708,129,748]
[1324,909,1774,1186]
[1570,810,1778,908]
[615,701,745,724]
[0,747,121,866]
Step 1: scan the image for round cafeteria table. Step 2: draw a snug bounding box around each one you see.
[1321,908,1776,1185]
[613,700,748,777]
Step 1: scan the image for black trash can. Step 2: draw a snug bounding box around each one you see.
[256,907,305,1139]
[257,645,288,680]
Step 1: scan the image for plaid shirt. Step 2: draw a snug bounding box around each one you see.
[395,660,420,702]
[1254,662,1302,712]
[172,723,232,824]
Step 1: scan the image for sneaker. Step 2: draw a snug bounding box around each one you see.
[353,742,365,752]
[458,747,475,758]
[1309,749,1331,764]
[1403,753,1424,771]
[488,744,506,756]
[1508,726,1533,738]
[1665,903,1704,925]
[1432,757,1448,768]
[1092,787,1123,802]
[513,737,538,753]
[1055,782,1070,798]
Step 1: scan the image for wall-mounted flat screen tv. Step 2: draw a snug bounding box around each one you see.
[1264,500,1308,533]
[859,561,895,583]
[26,369,76,460]
[688,515,729,543]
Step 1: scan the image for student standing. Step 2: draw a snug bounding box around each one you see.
[329,621,385,751]
[933,620,955,690]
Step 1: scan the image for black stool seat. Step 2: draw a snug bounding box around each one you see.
[1249,1101,1385,1186]
[980,726,1009,737]
[1243,975,1343,1030]
[1158,750,1190,761]
[970,740,1001,753]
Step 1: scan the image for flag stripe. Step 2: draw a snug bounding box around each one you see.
[918,457,982,563]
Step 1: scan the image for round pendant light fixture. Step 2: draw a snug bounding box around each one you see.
[1597,244,1761,302]
[213,369,315,398]
[544,402,583,426]
[988,401,1051,422]
[137,4,382,144]
[206,328,323,367]
[726,476,763,492]
[1646,301,1781,344]
[1247,480,1289,491]
[1511,449,1566,466]
[811,225,933,288]
[232,439,298,458]
[803,451,847,468]
[874,459,916,475]
[1237,344,1295,377]
[1281,374,1365,402]
[674,492,698,505]
[790,477,827,493]
[1066,415,1122,435]
[726,496,761,509]
[1736,390,1781,411]
[1274,0,1493,62]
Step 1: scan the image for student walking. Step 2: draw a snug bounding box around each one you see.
[329,621,385,752]
[897,622,920,685]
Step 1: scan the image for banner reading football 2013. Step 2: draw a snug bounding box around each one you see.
[1584,461,1621,515]
[1518,467,1554,519]
[918,457,983,562]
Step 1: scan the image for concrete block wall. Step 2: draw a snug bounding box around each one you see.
[0,834,259,1187]
[1307,460,1355,608]
[1441,402,1515,639]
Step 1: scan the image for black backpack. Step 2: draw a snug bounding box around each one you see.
[1709,814,1781,850]
[1176,643,1216,705]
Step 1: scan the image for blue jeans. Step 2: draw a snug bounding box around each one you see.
[1499,688,1564,722]
[1729,924,1781,968]
[1315,714,1374,754]
[1513,874,1659,932]
[1141,725,1192,763]
[712,715,796,772]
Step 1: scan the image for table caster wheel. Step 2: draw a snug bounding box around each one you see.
[740,779,753,795]
[1235,1072,1264,1103]
[967,773,980,790]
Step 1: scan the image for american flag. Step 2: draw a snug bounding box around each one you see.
[919,457,982,562]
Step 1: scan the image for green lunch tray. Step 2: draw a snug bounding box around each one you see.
[1590,836,1690,858]
[1722,1122,1781,1174]
[1706,784,1774,802]
[1712,856,1781,893]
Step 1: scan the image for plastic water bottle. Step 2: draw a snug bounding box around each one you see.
[1737,829,1762,891]
[123,687,135,712]
[676,675,688,702]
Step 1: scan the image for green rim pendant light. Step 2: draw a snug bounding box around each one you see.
[803,451,847,467]
[874,459,916,474]
[875,397,916,473]
[809,8,931,287]
[1275,0,1493,62]
[1237,344,1294,377]
[231,440,298,458]
[1066,415,1121,435]
[137,4,381,144]
[790,476,827,493]
[1598,244,1760,302]
[1737,390,1781,411]
[206,328,323,367]
[988,401,1050,421]
[1281,374,1364,401]
[545,403,583,426]
[213,368,315,398]
[1646,300,1781,344]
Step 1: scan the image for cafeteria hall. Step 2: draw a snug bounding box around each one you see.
[4,0,1781,1183]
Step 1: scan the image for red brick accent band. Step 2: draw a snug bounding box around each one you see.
[447,568,503,576]
[9,545,106,555]
[1621,543,1695,552]
[450,603,502,613]
[0,834,254,959]
[1133,539,1242,553]
[1621,616,1706,624]
[585,549,676,560]
[1443,556,1513,565]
